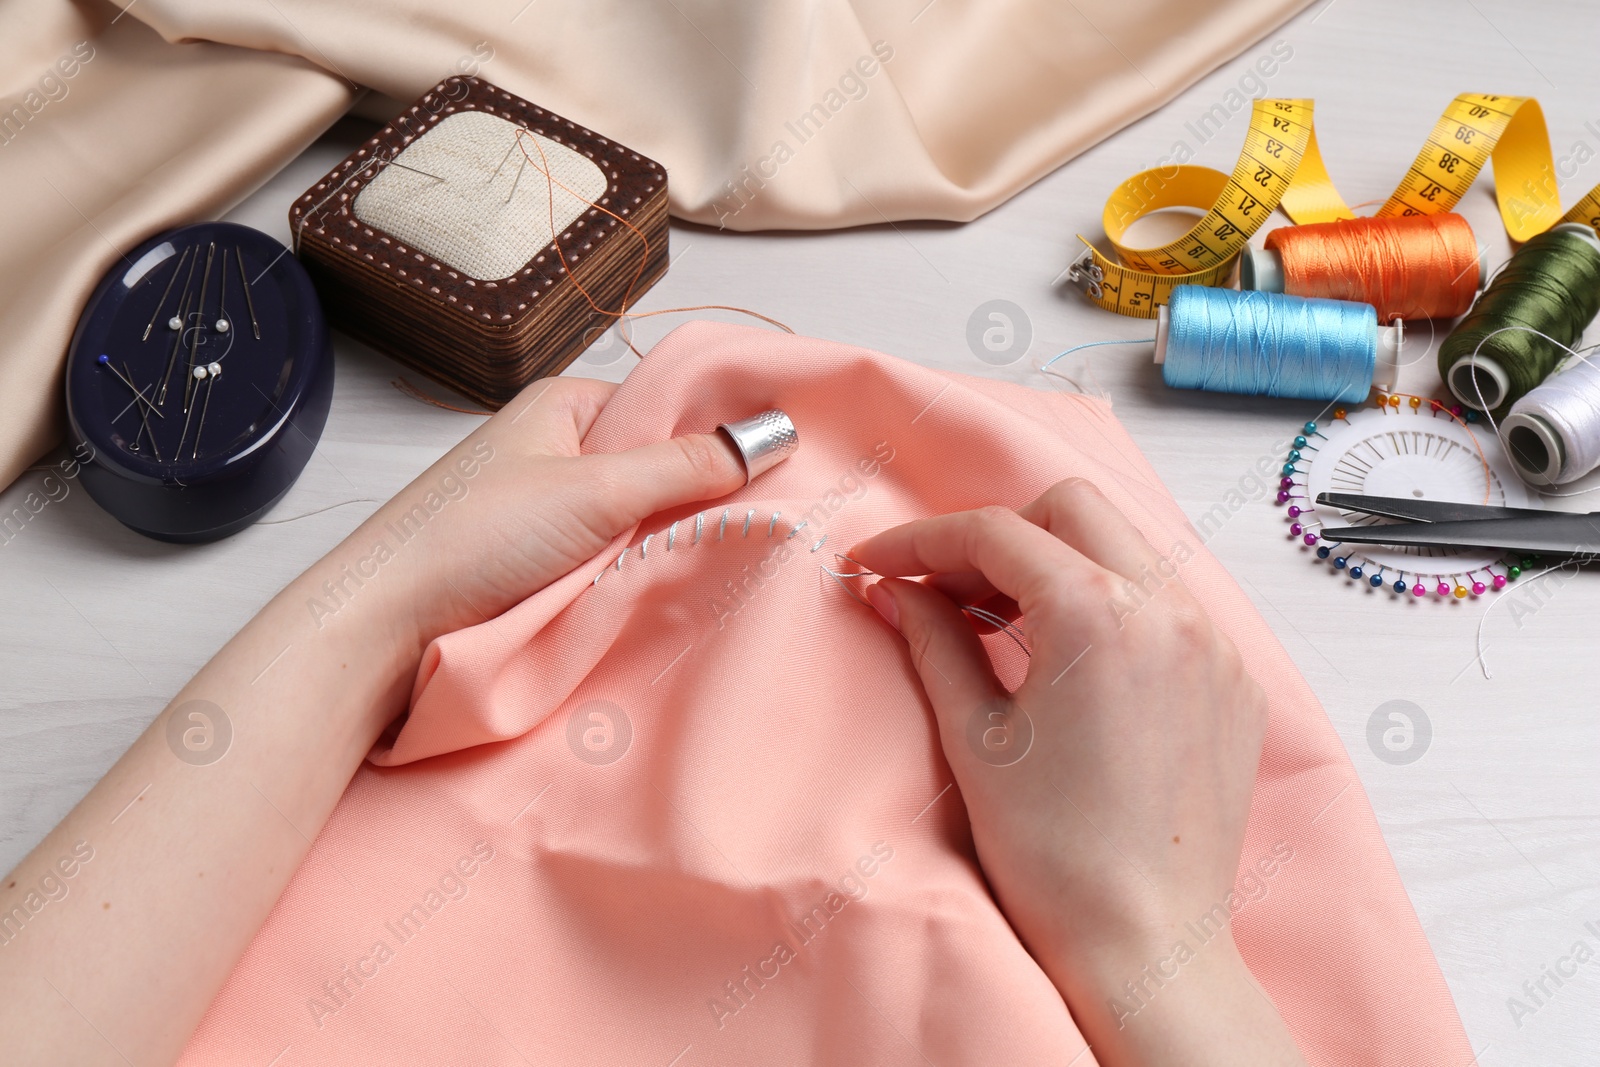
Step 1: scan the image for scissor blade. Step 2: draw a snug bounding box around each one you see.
[1319,513,1600,555]
[1315,492,1551,524]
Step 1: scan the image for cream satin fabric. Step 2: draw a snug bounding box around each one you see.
[0,0,1310,491]
[0,1,353,496]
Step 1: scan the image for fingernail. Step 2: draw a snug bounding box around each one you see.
[717,410,798,484]
[866,581,900,631]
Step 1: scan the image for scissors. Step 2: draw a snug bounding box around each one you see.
[1314,493,1600,556]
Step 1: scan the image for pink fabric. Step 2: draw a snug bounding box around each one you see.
[181,322,1471,1065]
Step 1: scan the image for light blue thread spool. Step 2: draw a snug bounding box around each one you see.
[1155,286,1402,403]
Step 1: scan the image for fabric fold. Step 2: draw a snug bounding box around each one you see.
[1,0,1314,490]
[0,0,354,493]
[181,322,1471,1066]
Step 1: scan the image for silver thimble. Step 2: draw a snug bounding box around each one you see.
[718,409,798,484]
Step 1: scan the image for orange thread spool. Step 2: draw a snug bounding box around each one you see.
[1254,213,1482,321]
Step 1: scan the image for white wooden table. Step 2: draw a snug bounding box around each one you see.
[5,1,1598,1060]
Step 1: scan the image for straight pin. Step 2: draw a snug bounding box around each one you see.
[95,356,165,419]
[141,246,190,342]
[125,361,163,462]
[382,158,446,182]
[235,246,261,340]
[177,364,206,456]
[122,361,163,422]
[504,153,528,204]
[97,355,162,461]
[214,248,231,334]
[193,362,221,459]
[487,136,521,184]
[185,243,216,411]
[159,250,201,405]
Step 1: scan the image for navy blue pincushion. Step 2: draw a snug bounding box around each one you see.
[64,222,333,543]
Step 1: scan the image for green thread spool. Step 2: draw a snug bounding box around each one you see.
[1441,223,1600,417]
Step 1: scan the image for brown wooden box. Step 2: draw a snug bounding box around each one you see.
[289,76,669,407]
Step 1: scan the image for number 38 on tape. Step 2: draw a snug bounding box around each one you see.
[1067,94,1600,319]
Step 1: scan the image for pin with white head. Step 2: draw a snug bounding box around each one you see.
[141,245,192,343]
[191,362,224,459]
[215,248,231,333]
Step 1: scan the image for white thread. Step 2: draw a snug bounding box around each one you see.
[1474,561,1577,678]
[1504,342,1600,483]
[589,509,821,590]
[1468,327,1592,484]
[819,560,874,606]
[961,604,1032,657]
[819,553,1029,654]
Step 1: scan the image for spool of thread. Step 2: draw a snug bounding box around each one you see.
[1154,286,1401,402]
[1241,213,1487,322]
[1500,353,1600,485]
[1441,223,1600,416]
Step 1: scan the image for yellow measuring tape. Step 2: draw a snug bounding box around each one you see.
[1068,93,1600,318]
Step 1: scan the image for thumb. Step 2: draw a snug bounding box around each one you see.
[585,430,750,530]
[867,578,1015,768]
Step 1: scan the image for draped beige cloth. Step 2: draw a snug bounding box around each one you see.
[0,0,1310,491]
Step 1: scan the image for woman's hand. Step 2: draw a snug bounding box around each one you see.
[341,376,749,667]
[0,375,753,1066]
[850,479,1305,1067]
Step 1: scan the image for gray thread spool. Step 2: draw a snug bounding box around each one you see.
[1501,351,1600,486]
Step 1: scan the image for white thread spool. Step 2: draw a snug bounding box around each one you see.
[1501,352,1600,485]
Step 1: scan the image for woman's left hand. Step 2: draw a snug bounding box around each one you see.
[334,376,750,664]
[0,374,754,1066]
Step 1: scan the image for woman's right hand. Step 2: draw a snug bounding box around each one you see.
[850,479,1306,1067]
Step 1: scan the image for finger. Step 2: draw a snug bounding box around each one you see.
[498,377,617,453]
[963,592,1022,631]
[1018,478,1170,587]
[923,480,1177,607]
[920,574,1020,632]
[850,506,1099,619]
[926,570,995,604]
[582,429,748,531]
[867,578,1010,757]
